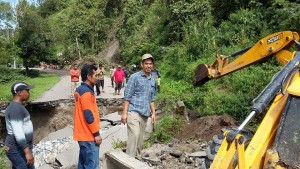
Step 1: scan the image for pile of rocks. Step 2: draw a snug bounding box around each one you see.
[33,137,73,168]
[141,138,209,169]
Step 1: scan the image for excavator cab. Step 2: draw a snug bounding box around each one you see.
[273,79,300,168]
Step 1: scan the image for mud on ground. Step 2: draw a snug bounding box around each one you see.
[176,115,236,141]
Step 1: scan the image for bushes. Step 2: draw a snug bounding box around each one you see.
[0,66,26,84]
[0,66,41,84]
[19,69,40,78]
[151,115,185,143]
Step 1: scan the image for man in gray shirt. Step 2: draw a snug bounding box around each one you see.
[5,82,35,169]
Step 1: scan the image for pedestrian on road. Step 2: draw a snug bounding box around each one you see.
[109,65,116,88]
[70,63,80,95]
[5,82,35,169]
[121,53,156,158]
[151,65,161,93]
[123,65,130,87]
[95,63,105,96]
[73,64,102,169]
[113,65,125,95]
[130,64,138,75]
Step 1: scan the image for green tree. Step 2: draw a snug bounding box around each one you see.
[265,0,300,33]
[0,37,20,65]
[0,1,15,39]
[15,0,53,75]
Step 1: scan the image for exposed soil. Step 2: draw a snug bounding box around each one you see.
[141,114,237,169]
[176,115,236,141]
[29,105,74,143]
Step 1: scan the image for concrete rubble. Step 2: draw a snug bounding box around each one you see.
[140,139,209,169]
[31,106,211,169]
[33,112,127,169]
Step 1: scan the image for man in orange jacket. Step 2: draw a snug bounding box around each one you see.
[70,63,80,95]
[73,64,102,169]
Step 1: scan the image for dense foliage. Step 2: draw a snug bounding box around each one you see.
[1,0,300,122]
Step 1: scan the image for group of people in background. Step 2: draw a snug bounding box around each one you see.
[4,53,160,169]
[96,64,105,96]
[77,62,160,96]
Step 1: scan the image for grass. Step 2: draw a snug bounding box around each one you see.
[112,140,127,149]
[0,72,60,101]
[0,147,9,168]
[141,114,186,149]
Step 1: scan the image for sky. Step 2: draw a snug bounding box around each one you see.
[2,0,19,8]
[1,0,38,8]
[0,0,37,28]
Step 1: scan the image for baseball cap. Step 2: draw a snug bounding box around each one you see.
[141,53,154,61]
[117,65,121,68]
[11,82,34,95]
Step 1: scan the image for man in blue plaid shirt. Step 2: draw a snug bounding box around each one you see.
[121,53,156,157]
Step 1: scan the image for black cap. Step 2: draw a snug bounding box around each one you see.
[11,82,34,95]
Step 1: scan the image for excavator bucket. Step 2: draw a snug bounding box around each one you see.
[193,64,211,86]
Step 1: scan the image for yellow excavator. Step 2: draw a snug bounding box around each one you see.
[193,31,300,168]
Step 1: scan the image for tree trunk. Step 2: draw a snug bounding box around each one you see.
[76,37,82,60]
[25,65,29,76]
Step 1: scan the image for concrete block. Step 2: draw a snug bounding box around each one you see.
[103,150,153,169]
[176,101,185,114]
[177,101,185,108]
[102,112,121,121]
[37,163,54,169]
[41,125,73,142]
[56,141,79,168]
[189,151,207,157]
[100,124,127,157]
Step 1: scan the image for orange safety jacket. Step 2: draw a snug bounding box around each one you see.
[73,83,100,141]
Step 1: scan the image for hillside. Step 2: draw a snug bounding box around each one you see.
[2,0,300,121]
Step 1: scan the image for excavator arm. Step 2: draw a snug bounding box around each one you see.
[193,31,300,86]
[193,31,300,169]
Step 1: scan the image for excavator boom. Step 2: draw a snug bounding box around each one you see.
[193,31,299,86]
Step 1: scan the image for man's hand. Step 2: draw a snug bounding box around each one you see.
[121,112,127,124]
[151,113,156,124]
[24,147,34,166]
[95,136,102,145]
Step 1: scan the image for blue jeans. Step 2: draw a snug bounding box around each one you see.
[5,145,35,169]
[78,141,100,169]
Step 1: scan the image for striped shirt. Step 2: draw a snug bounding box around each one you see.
[5,101,33,149]
[124,71,156,117]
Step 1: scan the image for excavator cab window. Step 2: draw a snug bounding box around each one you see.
[275,95,300,168]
